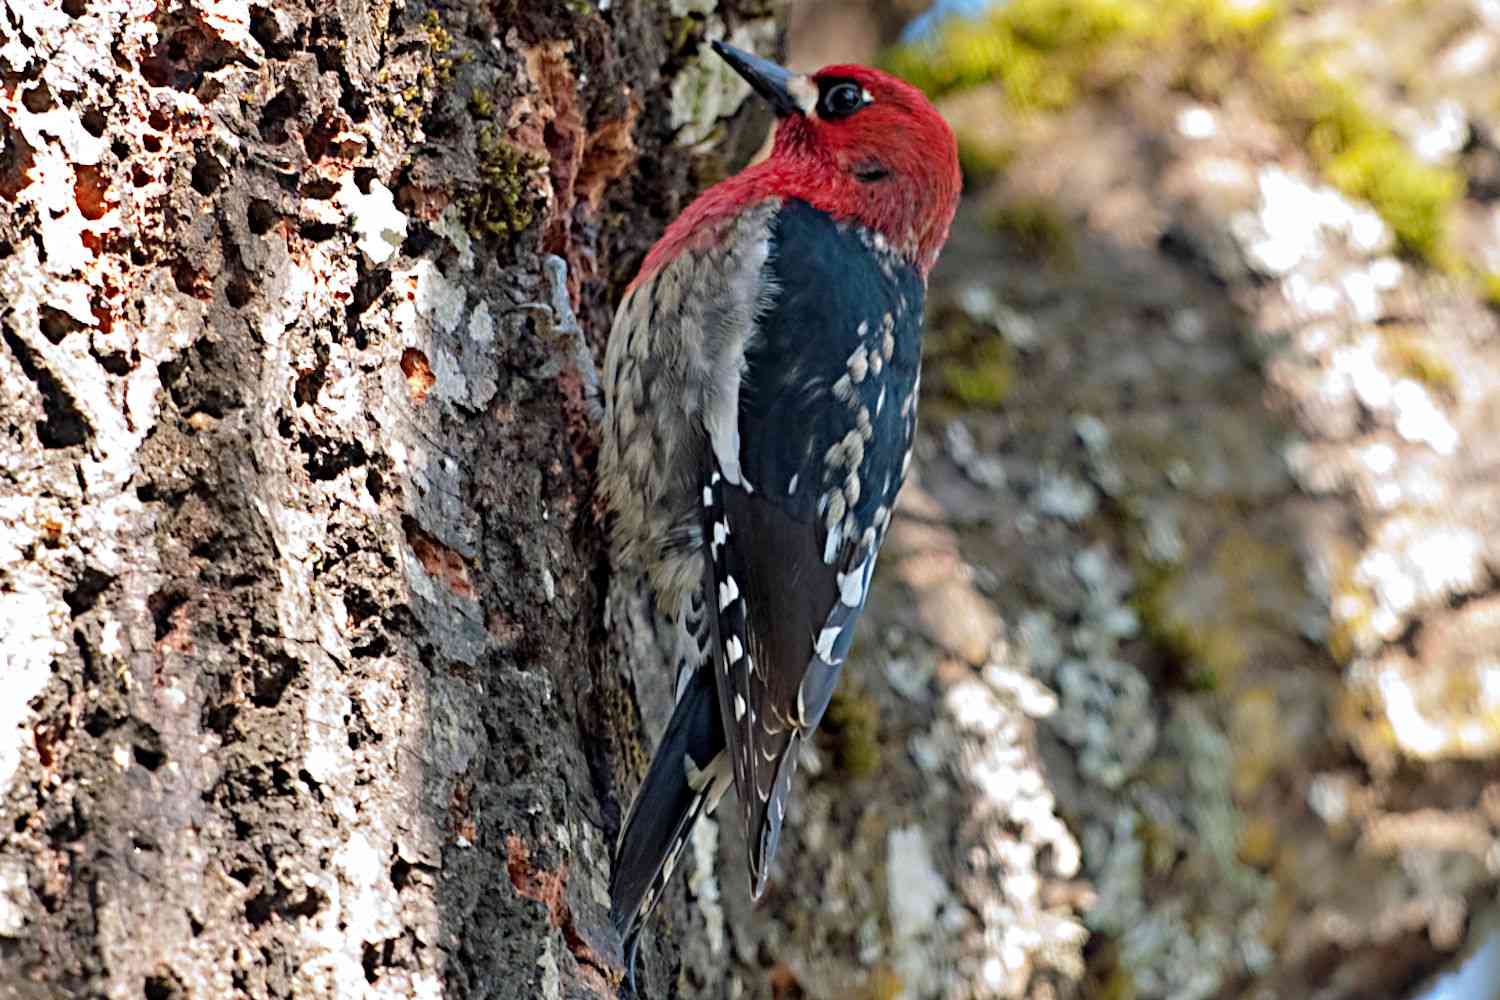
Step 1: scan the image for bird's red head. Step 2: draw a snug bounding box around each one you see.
[633,45,960,287]
[741,50,962,275]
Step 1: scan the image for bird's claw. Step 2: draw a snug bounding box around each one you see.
[621,929,642,997]
[532,254,604,427]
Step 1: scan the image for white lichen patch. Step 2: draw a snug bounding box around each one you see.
[1051,658,1156,789]
[338,174,408,264]
[1351,597,1500,760]
[431,205,476,272]
[669,20,778,148]
[193,0,261,56]
[1033,470,1098,524]
[1354,518,1486,639]
[886,825,953,996]
[0,583,65,792]
[468,300,495,345]
[1234,167,1390,277]
[935,659,1087,996]
[413,260,467,334]
[688,814,725,956]
[538,935,561,1000]
[1390,380,1458,455]
[0,859,31,937]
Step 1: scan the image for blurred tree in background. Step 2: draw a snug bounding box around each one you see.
[751,1,1500,998]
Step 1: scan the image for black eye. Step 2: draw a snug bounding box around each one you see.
[818,81,865,120]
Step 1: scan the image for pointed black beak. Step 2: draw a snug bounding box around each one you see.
[711,41,804,118]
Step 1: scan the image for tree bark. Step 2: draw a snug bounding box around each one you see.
[0,1,779,996]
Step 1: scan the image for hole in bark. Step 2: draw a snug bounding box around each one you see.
[258,87,302,145]
[33,720,61,767]
[247,198,275,234]
[225,274,253,309]
[313,37,338,75]
[298,433,368,480]
[302,114,338,162]
[64,568,114,615]
[95,350,131,375]
[297,220,337,242]
[390,857,411,890]
[293,366,324,406]
[131,164,151,188]
[190,149,223,195]
[158,353,184,390]
[74,163,109,220]
[79,108,106,137]
[63,0,86,16]
[39,305,83,344]
[170,259,209,299]
[133,745,165,771]
[203,701,236,734]
[248,6,285,56]
[22,83,52,114]
[143,974,180,1000]
[346,265,390,325]
[148,590,187,641]
[362,941,380,983]
[142,134,161,153]
[400,224,435,257]
[0,128,37,203]
[244,891,273,928]
[2,328,90,448]
[250,653,298,707]
[244,885,324,929]
[285,886,325,919]
[148,109,170,131]
[364,468,384,504]
[299,177,338,200]
[345,586,380,627]
[140,54,171,87]
[83,712,116,738]
[400,349,434,404]
[352,634,388,658]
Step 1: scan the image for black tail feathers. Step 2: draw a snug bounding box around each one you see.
[609,664,729,989]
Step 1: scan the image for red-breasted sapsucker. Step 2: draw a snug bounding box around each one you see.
[600,41,961,978]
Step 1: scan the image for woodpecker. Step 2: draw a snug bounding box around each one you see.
[600,41,960,977]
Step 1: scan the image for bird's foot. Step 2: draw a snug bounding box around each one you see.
[621,928,642,998]
[518,254,603,427]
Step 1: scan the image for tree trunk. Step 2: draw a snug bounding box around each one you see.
[0,1,780,996]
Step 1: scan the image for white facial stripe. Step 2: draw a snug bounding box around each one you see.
[789,75,818,116]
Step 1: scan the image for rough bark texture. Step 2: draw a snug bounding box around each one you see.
[0,0,779,996]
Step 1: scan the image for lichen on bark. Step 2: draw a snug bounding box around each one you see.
[0,0,783,996]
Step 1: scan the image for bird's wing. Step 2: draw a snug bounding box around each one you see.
[702,199,927,896]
